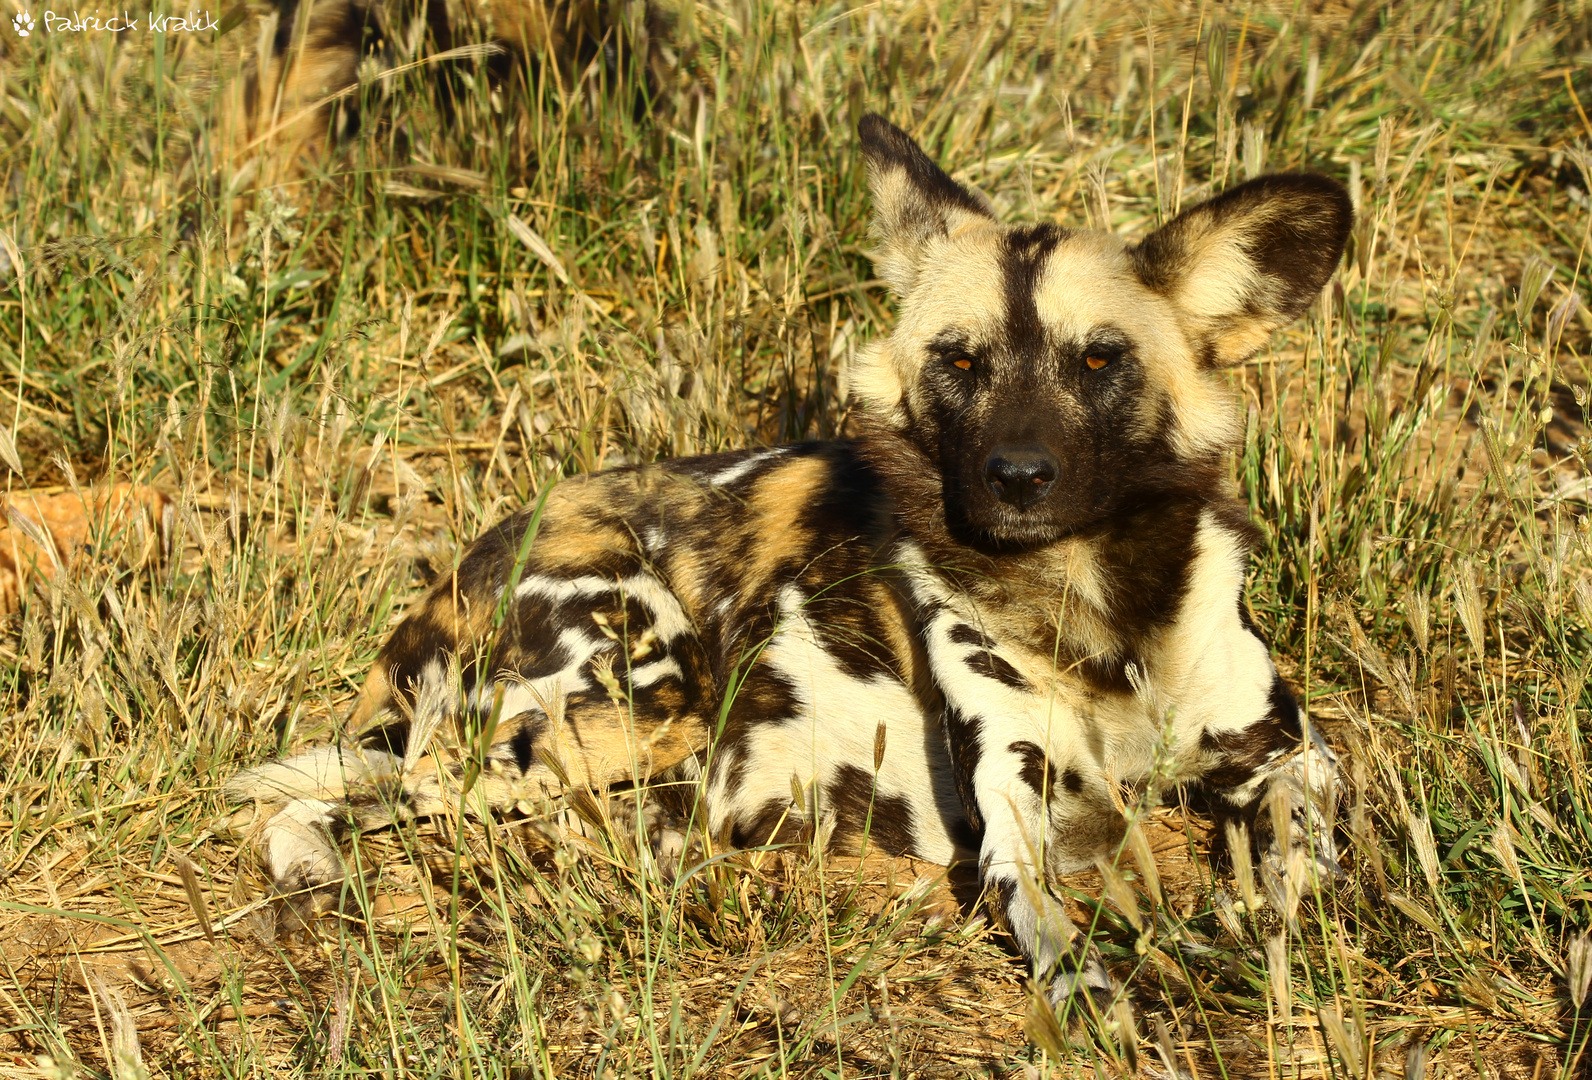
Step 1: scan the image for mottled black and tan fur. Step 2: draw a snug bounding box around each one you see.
[227,115,1353,1005]
[223,0,660,181]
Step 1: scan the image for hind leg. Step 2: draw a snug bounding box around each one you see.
[227,585,715,894]
[226,690,711,892]
[226,484,725,892]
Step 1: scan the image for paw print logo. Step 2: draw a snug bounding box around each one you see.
[12,11,34,34]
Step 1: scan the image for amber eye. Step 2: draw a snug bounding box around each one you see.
[952,356,973,371]
[1085,355,1110,371]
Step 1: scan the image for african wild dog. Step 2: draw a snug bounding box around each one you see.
[225,0,663,180]
[226,114,1352,1004]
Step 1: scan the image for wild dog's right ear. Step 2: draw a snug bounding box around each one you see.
[859,114,996,296]
[1131,173,1352,368]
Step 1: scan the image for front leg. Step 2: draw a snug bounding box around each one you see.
[932,614,1126,1007]
[1158,515,1342,901]
[1197,668,1341,898]
[945,701,1123,1006]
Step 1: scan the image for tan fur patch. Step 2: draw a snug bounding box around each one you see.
[547,703,708,789]
[345,665,394,733]
[657,537,713,617]
[740,454,829,593]
[527,478,638,572]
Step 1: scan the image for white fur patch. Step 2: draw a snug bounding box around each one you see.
[261,798,345,888]
[225,745,402,803]
[708,448,786,488]
[514,571,693,645]
[705,585,961,863]
[1147,512,1279,770]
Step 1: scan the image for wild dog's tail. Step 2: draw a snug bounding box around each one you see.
[223,745,407,890]
[223,646,465,893]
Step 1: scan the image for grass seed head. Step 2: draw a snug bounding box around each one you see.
[1406,1037,1429,1080]
[1264,933,1291,1028]
[1124,820,1163,911]
[1569,933,1592,1009]
[1318,1005,1364,1077]
[1023,981,1069,1058]
[1515,256,1554,328]
[1453,562,1488,655]
[1491,820,1524,889]
[1406,810,1442,896]
[1225,820,1260,913]
[1095,854,1144,933]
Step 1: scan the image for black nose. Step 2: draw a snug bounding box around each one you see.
[983,445,1059,509]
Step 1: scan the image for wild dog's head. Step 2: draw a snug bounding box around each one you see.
[854,115,1351,550]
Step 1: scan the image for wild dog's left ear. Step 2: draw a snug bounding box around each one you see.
[859,114,996,296]
[1131,174,1352,367]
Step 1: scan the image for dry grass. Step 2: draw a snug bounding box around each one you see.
[2,0,1591,1075]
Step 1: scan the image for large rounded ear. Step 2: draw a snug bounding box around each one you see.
[858,114,996,296]
[1130,174,1352,368]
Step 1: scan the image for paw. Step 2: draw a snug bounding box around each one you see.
[240,798,346,892]
[650,826,689,880]
[1254,732,1341,902]
[1254,795,1340,915]
[1044,942,1115,1014]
